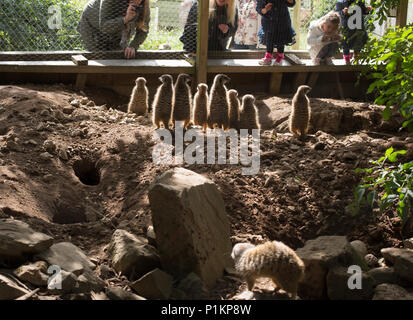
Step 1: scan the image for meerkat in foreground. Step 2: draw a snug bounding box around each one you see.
[172,73,192,129]
[289,85,311,140]
[127,77,148,115]
[239,94,260,134]
[193,83,209,132]
[152,74,174,129]
[231,241,305,299]
[208,74,231,131]
[227,89,240,130]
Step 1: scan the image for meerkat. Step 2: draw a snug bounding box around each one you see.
[231,241,305,299]
[208,74,231,131]
[127,77,148,115]
[193,83,209,132]
[152,74,174,129]
[239,94,260,134]
[171,73,192,130]
[227,89,240,130]
[289,85,311,140]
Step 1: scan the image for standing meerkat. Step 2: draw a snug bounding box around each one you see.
[231,241,305,299]
[239,94,260,134]
[227,89,240,130]
[208,74,231,131]
[171,73,192,129]
[289,85,311,140]
[127,77,148,115]
[152,74,174,129]
[193,83,209,132]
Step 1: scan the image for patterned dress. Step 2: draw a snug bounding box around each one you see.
[234,0,261,46]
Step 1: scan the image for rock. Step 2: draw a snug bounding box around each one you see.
[350,240,367,258]
[131,268,173,299]
[48,269,78,293]
[39,152,52,161]
[404,238,413,249]
[146,225,157,247]
[72,110,91,122]
[13,261,49,286]
[80,97,89,105]
[98,264,113,279]
[75,269,105,293]
[6,140,20,152]
[176,272,207,300]
[296,236,367,299]
[105,286,146,300]
[108,229,160,279]
[53,110,66,122]
[148,168,232,288]
[365,254,379,268]
[232,290,256,300]
[86,101,95,107]
[0,219,53,263]
[326,266,375,300]
[63,106,75,115]
[367,267,402,286]
[40,109,50,117]
[70,99,80,107]
[58,148,69,161]
[313,142,326,150]
[393,250,413,283]
[35,242,95,276]
[373,283,413,300]
[0,273,30,299]
[43,140,56,153]
[381,248,406,265]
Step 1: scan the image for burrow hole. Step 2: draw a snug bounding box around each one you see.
[73,158,101,186]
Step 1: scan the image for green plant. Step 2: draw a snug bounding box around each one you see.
[348,147,412,219]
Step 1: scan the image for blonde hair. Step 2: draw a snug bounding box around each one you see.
[208,0,237,27]
[321,11,341,26]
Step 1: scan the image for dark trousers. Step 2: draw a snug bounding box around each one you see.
[266,32,284,54]
[317,42,339,59]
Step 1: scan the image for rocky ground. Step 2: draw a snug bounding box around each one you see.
[0,83,412,300]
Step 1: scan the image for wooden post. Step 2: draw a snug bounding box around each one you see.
[269,72,283,95]
[396,0,408,27]
[292,72,307,91]
[196,0,209,85]
[292,0,301,50]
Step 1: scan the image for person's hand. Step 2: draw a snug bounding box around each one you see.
[124,47,136,59]
[262,3,272,14]
[125,4,137,23]
[218,24,229,34]
[342,7,348,15]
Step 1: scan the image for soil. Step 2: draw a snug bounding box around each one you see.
[0,83,412,300]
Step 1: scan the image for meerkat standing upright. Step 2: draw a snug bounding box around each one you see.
[239,94,260,134]
[227,89,240,130]
[127,77,148,115]
[231,241,305,299]
[289,85,311,140]
[193,83,209,132]
[152,74,174,129]
[171,73,192,129]
[208,74,231,131]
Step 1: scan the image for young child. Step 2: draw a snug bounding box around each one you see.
[307,11,342,65]
[336,0,372,64]
[234,0,261,49]
[256,0,296,65]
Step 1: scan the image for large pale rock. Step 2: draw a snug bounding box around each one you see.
[327,266,375,300]
[148,168,232,288]
[381,248,405,265]
[0,274,30,300]
[296,236,366,299]
[373,283,413,300]
[393,250,413,283]
[350,240,367,258]
[75,269,106,293]
[35,242,95,276]
[131,268,173,299]
[0,219,53,262]
[108,229,160,279]
[13,261,49,286]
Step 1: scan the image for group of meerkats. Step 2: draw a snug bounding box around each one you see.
[128,74,311,139]
[128,73,261,133]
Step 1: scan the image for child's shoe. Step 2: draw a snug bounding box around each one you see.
[259,52,273,65]
[343,54,351,65]
[274,53,285,65]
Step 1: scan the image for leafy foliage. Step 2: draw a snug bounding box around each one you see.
[348,148,412,220]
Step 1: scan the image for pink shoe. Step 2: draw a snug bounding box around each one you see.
[343,54,351,65]
[259,52,273,66]
[274,53,285,65]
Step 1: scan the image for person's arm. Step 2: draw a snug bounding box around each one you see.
[256,0,267,16]
[286,0,295,7]
[130,6,151,49]
[227,8,239,36]
[180,0,198,53]
[357,1,370,14]
[307,21,324,46]
[99,0,125,35]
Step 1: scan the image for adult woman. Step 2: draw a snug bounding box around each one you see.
[180,0,239,54]
[234,0,260,49]
[78,0,150,59]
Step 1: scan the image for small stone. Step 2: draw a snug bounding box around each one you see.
[40,152,52,161]
[40,109,50,117]
[86,101,95,107]
[70,99,80,107]
[350,240,367,258]
[26,139,38,146]
[58,148,69,161]
[6,140,19,152]
[131,268,173,299]
[43,174,53,183]
[13,261,49,287]
[373,283,413,300]
[80,97,89,105]
[43,140,56,153]
[404,238,413,249]
[75,269,105,293]
[105,286,146,300]
[63,106,75,115]
[365,254,379,268]
[367,267,402,286]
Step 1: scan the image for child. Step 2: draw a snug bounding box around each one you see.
[336,0,372,64]
[256,0,296,65]
[307,11,342,65]
[234,0,261,49]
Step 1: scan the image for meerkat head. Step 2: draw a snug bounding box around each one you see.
[297,85,312,95]
[242,94,255,105]
[215,74,231,87]
[177,73,191,86]
[159,74,173,84]
[231,242,255,262]
[197,83,208,93]
[228,89,238,98]
[136,77,146,86]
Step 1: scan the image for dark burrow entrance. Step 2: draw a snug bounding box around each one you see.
[73,158,101,186]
